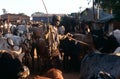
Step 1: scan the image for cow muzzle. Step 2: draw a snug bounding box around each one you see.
[18,66,30,78]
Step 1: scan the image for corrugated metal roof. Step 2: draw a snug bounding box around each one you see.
[80,8,114,22]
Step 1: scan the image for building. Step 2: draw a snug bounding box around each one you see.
[0,13,30,23]
[31,12,66,23]
[80,8,114,22]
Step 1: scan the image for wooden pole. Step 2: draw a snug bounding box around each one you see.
[41,0,49,24]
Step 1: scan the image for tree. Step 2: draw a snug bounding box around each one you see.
[31,12,44,17]
[2,8,7,14]
[94,0,120,21]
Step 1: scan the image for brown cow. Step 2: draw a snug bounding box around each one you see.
[34,68,64,79]
[30,25,50,72]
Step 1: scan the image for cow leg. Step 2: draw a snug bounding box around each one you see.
[63,54,71,72]
[36,54,41,73]
[30,43,36,72]
[24,52,32,70]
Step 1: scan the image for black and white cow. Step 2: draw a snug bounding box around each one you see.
[79,53,120,79]
[92,32,119,54]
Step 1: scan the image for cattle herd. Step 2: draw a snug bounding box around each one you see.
[0,21,120,79]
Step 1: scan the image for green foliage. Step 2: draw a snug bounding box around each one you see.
[95,0,120,21]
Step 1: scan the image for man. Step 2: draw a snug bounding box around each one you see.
[46,15,65,69]
[51,15,65,35]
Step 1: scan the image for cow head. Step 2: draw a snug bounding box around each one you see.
[89,71,115,79]
[0,51,30,79]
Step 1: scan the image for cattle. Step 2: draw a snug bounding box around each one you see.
[4,33,32,67]
[33,68,63,79]
[76,24,119,54]
[79,53,120,79]
[59,34,94,72]
[4,34,23,46]
[15,24,27,36]
[91,29,119,54]
[30,25,50,72]
[0,37,22,54]
[30,24,64,73]
[31,37,50,73]
[89,71,115,79]
[0,51,30,79]
[72,33,96,51]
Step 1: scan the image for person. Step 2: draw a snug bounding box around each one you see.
[45,15,66,69]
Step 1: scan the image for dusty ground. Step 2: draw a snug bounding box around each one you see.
[63,72,79,79]
[21,49,80,79]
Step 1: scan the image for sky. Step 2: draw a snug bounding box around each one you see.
[0,0,92,16]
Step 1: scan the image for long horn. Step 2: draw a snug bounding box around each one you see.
[12,47,22,55]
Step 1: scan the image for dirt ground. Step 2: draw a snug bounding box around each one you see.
[63,72,80,79]
[21,49,80,79]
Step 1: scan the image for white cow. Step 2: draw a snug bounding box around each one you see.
[0,37,22,55]
[4,33,24,46]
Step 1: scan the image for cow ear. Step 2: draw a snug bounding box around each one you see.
[7,38,14,46]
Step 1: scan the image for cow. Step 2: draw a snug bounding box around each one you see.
[30,25,50,72]
[92,30,119,54]
[59,33,94,72]
[4,33,23,46]
[83,25,119,54]
[0,37,22,54]
[89,71,115,79]
[33,37,50,73]
[15,24,27,36]
[33,68,63,79]
[30,23,65,72]
[79,53,120,79]
[4,33,32,67]
[0,50,30,79]
[0,36,30,79]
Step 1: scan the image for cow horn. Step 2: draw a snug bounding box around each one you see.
[12,47,22,55]
[7,38,14,46]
